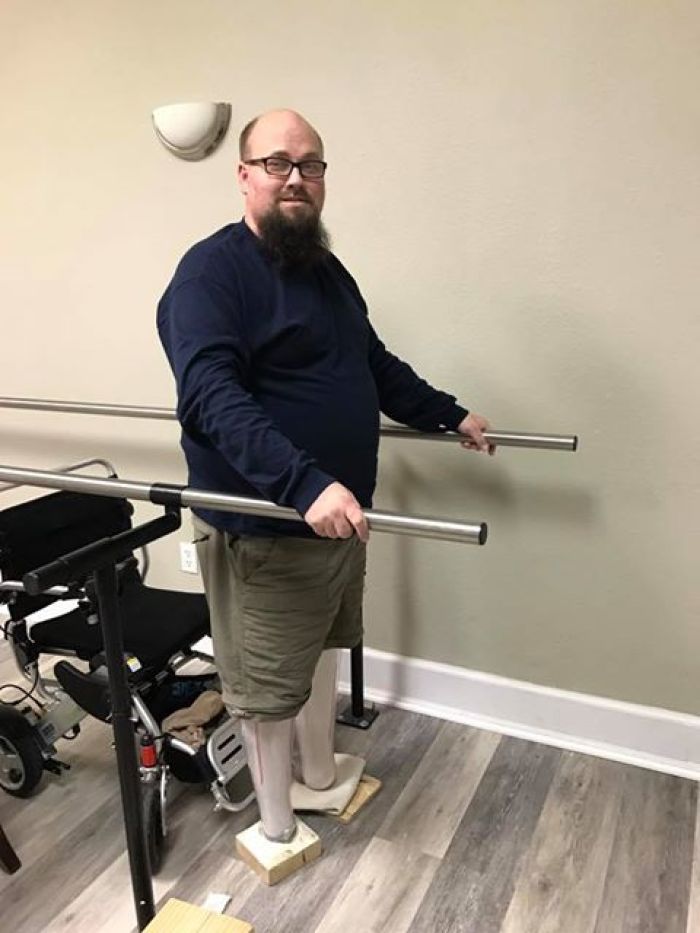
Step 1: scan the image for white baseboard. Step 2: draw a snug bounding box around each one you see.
[338,647,700,781]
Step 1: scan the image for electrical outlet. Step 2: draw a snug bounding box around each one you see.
[179,542,199,575]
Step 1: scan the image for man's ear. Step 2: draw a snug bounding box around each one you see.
[237,161,248,196]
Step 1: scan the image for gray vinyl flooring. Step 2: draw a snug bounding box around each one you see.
[2,640,700,933]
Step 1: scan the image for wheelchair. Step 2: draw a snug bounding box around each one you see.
[0,463,253,872]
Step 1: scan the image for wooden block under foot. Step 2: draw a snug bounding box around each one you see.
[143,897,254,932]
[336,774,382,824]
[235,818,322,886]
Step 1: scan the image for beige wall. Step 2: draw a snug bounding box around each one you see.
[1,1,698,713]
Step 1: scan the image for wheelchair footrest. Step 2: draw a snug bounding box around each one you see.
[207,716,247,784]
[54,661,112,723]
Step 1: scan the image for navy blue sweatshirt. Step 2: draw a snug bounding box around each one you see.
[157,221,468,537]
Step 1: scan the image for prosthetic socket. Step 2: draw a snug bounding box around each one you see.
[241,649,338,842]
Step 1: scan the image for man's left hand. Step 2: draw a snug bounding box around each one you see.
[457,412,496,456]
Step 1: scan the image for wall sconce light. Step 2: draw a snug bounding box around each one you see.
[151,102,232,161]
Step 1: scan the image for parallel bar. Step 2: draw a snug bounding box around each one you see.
[0,397,174,420]
[380,425,578,451]
[0,456,116,494]
[0,397,577,451]
[0,465,487,546]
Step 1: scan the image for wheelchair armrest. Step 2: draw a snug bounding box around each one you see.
[0,580,76,601]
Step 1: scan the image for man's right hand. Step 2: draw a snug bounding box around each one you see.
[304,482,369,542]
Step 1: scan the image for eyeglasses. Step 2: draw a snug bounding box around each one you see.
[244,156,327,179]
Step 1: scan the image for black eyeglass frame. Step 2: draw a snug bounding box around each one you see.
[243,156,328,179]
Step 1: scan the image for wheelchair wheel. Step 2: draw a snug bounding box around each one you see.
[0,723,44,798]
[142,782,165,874]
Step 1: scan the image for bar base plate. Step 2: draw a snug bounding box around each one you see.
[336,702,379,730]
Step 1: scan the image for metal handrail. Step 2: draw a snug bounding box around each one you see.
[0,397,174,420]
[0,396,578,451]
[380,425,577,451]
[0,456,116,494]
[0,465,487,546]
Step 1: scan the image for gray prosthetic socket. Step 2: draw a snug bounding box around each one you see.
[241,718,297,843]
[295,649,338,791]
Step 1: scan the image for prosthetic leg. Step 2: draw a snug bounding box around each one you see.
[235,655,337,884]
[236,649,374,884]
[294,649,338,791]
[237,715,322,884]
[239,650,339,842]
[291,648,376,819]
[240,718,296,843]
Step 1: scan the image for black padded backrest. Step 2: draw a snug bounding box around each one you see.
[0,490,134,620]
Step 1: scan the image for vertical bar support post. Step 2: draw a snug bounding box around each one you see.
[336,641,379,730]
[94,564,155,930]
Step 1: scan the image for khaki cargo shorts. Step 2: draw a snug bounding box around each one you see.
[192,514,366,721]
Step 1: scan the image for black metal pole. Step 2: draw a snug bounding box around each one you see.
[93,563,155,930]
[336,641,379,730]
[0,822,21,874]
[351,642,365,718]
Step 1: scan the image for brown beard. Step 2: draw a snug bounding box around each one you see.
[257,204,331,272]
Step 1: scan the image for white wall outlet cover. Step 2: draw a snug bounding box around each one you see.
[179,541,199,574]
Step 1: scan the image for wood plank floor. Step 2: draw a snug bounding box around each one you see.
[1,639,699,932]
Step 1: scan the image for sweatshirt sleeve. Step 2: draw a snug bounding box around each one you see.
[367,322,469,431]
[330,255,469,432]
[157,274,334,515]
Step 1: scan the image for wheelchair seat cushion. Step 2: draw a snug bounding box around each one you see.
[30,579,210,670]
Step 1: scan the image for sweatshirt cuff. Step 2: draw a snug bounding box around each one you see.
[440,403,470,432]
[289,468,337,517]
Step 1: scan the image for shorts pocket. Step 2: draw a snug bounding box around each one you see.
[235,536,279,583]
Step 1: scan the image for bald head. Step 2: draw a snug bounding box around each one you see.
[239,109,324,161]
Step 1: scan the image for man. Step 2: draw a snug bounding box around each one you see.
[157,109,493,844]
